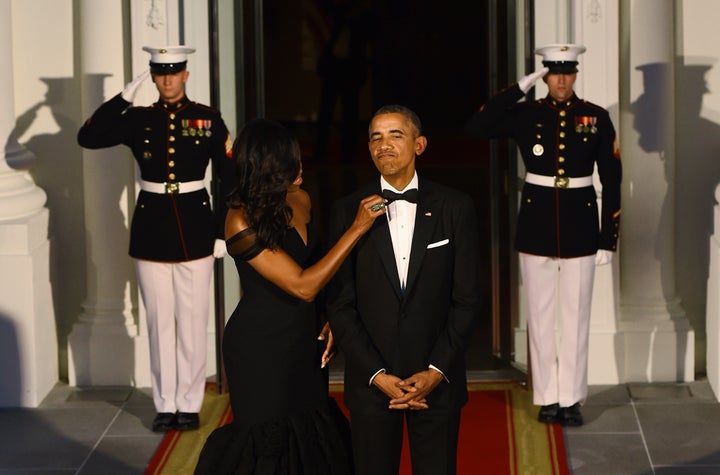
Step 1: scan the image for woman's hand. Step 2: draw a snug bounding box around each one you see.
[318,321,336,368]
[351,194,387,234]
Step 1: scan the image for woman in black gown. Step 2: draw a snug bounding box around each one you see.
[195,118,386,474]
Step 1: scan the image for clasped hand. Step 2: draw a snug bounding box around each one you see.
[374,369,444,410]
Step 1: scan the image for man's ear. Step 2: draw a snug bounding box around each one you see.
[415,135,427,156]
[183,70,190,83]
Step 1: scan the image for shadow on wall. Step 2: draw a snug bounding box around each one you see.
[631,58,719,372]
[10,76,88,382]
[9,73,138,384]
[0,313,21,406]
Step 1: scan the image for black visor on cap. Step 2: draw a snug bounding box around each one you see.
[149,61,187,75]
[543,61,578,74]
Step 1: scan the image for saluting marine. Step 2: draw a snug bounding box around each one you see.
[77,45,234,432]
[465,44,621,427]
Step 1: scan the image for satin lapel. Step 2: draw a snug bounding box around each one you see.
[369,215,404,300]
[404,186,439,294]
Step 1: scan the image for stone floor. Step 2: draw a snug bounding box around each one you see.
[1,374,720,474]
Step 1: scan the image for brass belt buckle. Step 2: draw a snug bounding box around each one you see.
[165,182,179,194]
[554,176,569,188]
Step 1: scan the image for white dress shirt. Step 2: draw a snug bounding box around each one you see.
[381,174,419,290]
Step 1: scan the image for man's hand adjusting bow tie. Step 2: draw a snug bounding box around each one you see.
[382,189,419,204]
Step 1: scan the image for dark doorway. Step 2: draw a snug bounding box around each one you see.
[219,0,520,372]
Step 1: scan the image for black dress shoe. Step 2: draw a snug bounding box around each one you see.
[538,403,561,423]
[560,403,584,427]
[152,412,176,432]
[174,412,199,431]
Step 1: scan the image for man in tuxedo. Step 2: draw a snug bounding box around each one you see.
[326,104,482,475]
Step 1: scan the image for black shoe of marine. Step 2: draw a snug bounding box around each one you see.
[174,412,199,431]
[152,412,176,432]
[537,403,561,423]
[560,403,584,427]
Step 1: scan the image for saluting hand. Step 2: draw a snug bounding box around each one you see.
[121,68,151,102]
[517,67,550,94]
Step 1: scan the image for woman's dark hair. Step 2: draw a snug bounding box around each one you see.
[227,118,301,250]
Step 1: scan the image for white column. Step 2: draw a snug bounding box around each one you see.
[573,0,623,384]
[706,184,720,399]
[0,0,57,407]
[618,0,693,382]
[67,0,139,385]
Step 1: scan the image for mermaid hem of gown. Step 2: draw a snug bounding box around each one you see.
[194,396,353,475]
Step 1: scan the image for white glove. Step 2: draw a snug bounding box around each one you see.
[517,67,550,94]
[121,69,150,102]
[595,249,613,266]
[213,239,227,259]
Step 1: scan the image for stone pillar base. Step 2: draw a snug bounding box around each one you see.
[67,320,136,386]
[620,318,695,382]
[0,209,58,407]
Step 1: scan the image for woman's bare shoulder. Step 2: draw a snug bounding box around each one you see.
[225,207,251,240]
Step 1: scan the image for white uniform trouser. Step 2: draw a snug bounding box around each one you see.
[519,253,596,407]
[135,256,213,413]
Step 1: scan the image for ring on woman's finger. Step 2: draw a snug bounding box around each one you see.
[371,202,387,212]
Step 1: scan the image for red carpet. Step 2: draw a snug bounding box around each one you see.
[146,381,569,474]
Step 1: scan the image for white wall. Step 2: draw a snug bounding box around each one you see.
[675,0,720,374]
[11,0,86,381]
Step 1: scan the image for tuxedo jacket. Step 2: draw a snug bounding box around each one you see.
[326,177,482,413]
[465,85,622,257]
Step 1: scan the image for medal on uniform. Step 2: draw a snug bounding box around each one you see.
[181,119,190,136]
[532,144,544,156]
[204,119,212,137]
[575,116,597,134]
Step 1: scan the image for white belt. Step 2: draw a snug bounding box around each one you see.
[139,179,206,194]
[524,173,593,189]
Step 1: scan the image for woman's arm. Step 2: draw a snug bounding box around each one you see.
[226,194,385,302]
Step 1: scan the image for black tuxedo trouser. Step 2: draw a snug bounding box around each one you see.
[350,407,461,475]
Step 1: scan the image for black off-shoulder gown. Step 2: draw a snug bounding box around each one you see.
[194,225,353,474]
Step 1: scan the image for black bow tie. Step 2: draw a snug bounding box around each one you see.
[382,188,419,204]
